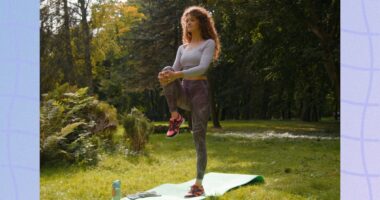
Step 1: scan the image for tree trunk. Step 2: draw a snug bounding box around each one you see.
[208,77,221,128]
[79,0,93,94]
[301,99,319,122]
[221,107,226,121]
[289,1,340,113]
[186,111,192,131]
[322,48,340,108]
[210,99,221,128]
[62,0,75,84]
[303,2,340,113]
[262,83,270,119]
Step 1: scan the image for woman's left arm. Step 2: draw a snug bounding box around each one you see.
[180,40,215,78]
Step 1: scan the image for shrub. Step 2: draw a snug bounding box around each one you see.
[119,107,154,154]
[40,83,118,166]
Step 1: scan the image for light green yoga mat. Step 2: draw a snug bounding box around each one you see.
[121,172,264,200]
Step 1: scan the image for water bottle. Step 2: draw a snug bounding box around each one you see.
[111,180,121,200]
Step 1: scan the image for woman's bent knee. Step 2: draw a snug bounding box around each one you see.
[162,66,174,72]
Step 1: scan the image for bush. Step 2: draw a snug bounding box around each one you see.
[119,107,154,154]
[40,83,118,166]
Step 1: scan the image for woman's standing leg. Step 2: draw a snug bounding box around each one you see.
[188,80,211,184]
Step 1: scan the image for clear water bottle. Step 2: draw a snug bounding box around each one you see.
[111,180,121,200]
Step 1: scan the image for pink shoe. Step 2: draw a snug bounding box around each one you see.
[184,184,205,198]
[166,114,185,137]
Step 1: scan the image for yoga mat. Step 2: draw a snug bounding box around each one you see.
[122,172,264,200]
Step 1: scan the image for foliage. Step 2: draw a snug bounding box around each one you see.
[40,0,340,122]
[40,83,118,166]
[119,107,154,154]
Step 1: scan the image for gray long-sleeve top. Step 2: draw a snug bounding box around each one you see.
[171,38,215,78]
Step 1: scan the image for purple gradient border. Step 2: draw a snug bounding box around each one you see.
[341,0,380,199]
[0,0,40,199]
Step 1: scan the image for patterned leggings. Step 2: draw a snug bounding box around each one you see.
[161,66,211,181]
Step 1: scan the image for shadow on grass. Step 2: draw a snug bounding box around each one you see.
[204,175,265,200]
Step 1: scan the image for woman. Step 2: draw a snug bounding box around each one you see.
[157,5,221,198]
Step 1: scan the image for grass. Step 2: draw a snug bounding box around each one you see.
[40,119,340,200]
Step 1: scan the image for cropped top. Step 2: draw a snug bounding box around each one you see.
[171,38,215,78]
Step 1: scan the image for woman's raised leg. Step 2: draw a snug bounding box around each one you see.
[160,66,191,113]
[160,66,191,137]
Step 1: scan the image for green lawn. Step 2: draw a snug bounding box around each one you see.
[155,117,339,136]
[40,120,340,200]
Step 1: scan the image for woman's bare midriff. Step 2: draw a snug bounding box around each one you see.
[183,76,207,80]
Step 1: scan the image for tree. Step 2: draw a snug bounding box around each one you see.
[78,0,94,94]
[62,0,76,84]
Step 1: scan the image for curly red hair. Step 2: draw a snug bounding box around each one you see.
[180,6,221,62]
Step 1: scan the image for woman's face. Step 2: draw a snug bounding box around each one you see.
[185,15,199,33]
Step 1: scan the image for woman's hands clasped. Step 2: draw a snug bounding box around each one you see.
[158,70,177,86]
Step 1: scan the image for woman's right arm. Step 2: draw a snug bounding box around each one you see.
[172,45,183,71]
[158,45,183,85]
